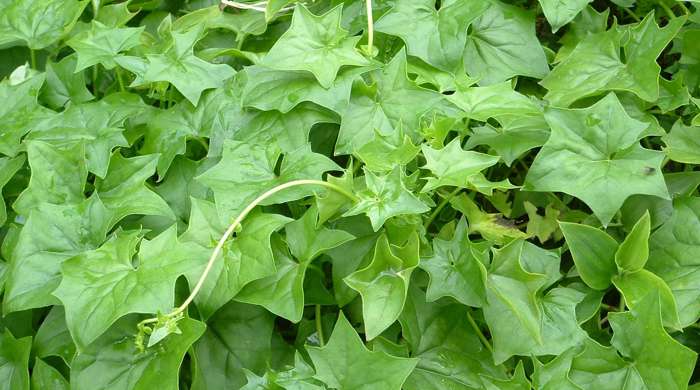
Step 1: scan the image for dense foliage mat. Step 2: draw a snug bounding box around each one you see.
[2,0,700,388]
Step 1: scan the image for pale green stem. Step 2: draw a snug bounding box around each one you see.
[466,311,493,354]
[424,187,461,229]
[659,1,676,18]
[365,0,374,56]
[29,49,37,69]
[116,67,125,92]
[316,305,325,347]
[139,179,358,328]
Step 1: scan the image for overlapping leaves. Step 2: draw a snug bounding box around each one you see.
[1,1,699,389]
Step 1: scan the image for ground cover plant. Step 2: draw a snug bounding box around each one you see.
[2,0,700,388]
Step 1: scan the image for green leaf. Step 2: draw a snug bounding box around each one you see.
[420,138,500,192]
[0,0,88,49]
[0,155,25,226]
[94,153,175,225]
[614,211,650,272]
[450,193,528,244]
[260,4,370,88]
[537,0,592,33]
[285,205,355,264]
[335,49,443,154]
[53,227,206,348]
[70,316,205,390]
[464,1,549,84]
[4,196,111,313]
[481,362,530,390]
[663,120,700,164]
[344,233,420,339]
[0,74,53,157]
[484,240,586,363]
[542,14,685,106]
[375,0,489,72]
[306,312,418,389]
[524,93,669,226]
[31,358,68,390]
[647,197,700,327]
[609,293,697,390]
[420,218,488,307]
[191,302,275,390]
[355,130,421,173]
[399,286,505,389]
[33,307,75,365]
[117,28,235,105]
[344,167,429,232]
[197,140,339,221]
[0,331,31,390]
[67,21,144,71]
[533,338,644,390]
[237,206,353,322]
[181,199,291,320]
[241,65,370,114]
[612,269,681,330]
[559,222,618,290]
[40,54,94,109]
[27,93,147,177]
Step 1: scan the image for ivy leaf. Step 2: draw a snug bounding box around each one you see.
[94,153,175,225]
[662,121,700,164]
[533,339,644,389]
[542,14,685,106]
[609,293,697,390]
[375,0,489,72]
[0,74,53,157]
[0,331,31,390]
[614,210,650,272]
[537,0,592,33]
[285,205,355,264]
[67,21,144,71]
[449,82,549,165]
[464,1,549,84]
[40,54,94,109]
[559,221,618,290]
[344,167,430,232]
[420,138,500,192]
[0,155,25,226]
[306,312,418,389]
[3,196,111,313]
[31,358,69,390]
[612,269,681,330]
[197,140,340,221]
[235,235,309,323]
[0,0,88,49]
[450,194,528,244]
[647,197,700,327]
[191,302,275,390]
[260,4,370,88]
[484,240,586,363]
[180,199,290,320]
[27,92,148,177]
[53,227,206,348]
[399,286,505,389]
[241,65,371,114]
[355,130,420,173]
[335,49,443,154]
[237,206,353,322]
[481,362,530,390]
[70,316,205,390]
[118,28,235,105]
[344,233,419,339]
[524,93,669,226]
[420,218,488,307]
